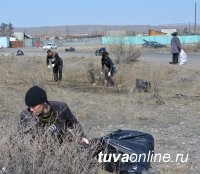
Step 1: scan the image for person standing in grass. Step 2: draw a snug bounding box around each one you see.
[19,86,89,145]
[170,32,182,64]
[100,51,116,86]
[46,49,63,82]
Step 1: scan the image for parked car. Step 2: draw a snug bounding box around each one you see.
[43,43,57,50]
[142,39,167,48]
[65,47,75,52]
[95,47,106,56]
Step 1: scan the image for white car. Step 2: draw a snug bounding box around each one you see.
[43,43,57,50]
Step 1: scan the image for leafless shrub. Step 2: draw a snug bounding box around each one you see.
[87,61,100,84]
[114,63,130,88]
[109,39,141,64]
[0,125,102,174]
[182,43,200,53]
[150,70,165,105]
[132,65,165,105]
[86,60,107,86]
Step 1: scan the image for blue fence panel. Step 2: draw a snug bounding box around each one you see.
[0,37,9,47]
[102,35,200,45]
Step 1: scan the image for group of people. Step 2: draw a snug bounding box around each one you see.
[46,49,116,86]
[46,32,183,86]
[19,49,117,145]
[20,33,183,145]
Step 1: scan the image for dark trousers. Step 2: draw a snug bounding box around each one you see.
[107,67,116,86]
[53,65,63,81]
[172,53,179,64]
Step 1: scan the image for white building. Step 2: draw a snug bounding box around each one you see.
[161,29,177,35]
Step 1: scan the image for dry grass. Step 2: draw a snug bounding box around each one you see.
[182,43,200,53]
[110,43,141,64]
[0,123,103,174]
[0,55,200,174]
[1,55,200,103]
[0,56,191,104]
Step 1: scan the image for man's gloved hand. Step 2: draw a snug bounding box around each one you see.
[108,72,111,77]
[48,65,51,69]
[51,64,55,68]
[80,137,89,145]
[48,124,59,135]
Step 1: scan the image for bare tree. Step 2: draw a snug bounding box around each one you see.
[0,22,14,36]
[0,23,7,36]
[7,23,14,36]
[183,27,188,33]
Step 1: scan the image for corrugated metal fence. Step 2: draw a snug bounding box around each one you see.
[41,37,102,47]
[102,35,200,45]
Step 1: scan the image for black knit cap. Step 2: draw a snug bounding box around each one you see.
[25,86,47,107]
[172,32,178,36]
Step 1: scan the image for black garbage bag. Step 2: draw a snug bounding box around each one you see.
[16,50,24,56]
[93,129,154,174]
[136,79,151,92]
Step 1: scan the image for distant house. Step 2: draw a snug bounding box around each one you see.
[14,32,25,41]
[161,29,177,35]
[149,29,166,36]
[24,34,33,47]
[9,37,17,41]
[13,32,40,47]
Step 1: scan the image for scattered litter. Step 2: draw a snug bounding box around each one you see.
[136,78,151,92]
[16,50,24,56]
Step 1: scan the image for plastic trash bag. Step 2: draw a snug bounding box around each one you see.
[136,79,151,92]
[16,50,24,56]
[179,49,187,65]
[93,129,154,174]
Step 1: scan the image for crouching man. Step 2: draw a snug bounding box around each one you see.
[19,86,89,145]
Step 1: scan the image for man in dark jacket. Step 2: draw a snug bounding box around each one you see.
[46,50,63,82]
[170,32,182,64]
[100,51,116,86]
[19,86,89,144]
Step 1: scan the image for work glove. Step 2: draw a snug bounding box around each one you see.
[51,64,55,68]
[48,124,59,136]
[47,65,51,69]
[80,137,89,145]
[108,72,111,77]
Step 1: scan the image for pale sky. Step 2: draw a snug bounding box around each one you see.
[0,0,199,27]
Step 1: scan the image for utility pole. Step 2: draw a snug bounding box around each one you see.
[194,3,197,34]
[189,22,191,33]
[66,26,69,37]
